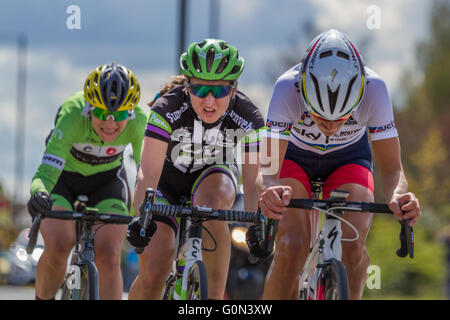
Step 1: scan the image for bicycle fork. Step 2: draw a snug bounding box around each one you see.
[300,217,343,300]
[173,222,203,300]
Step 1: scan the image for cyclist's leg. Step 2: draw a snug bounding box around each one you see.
[128,196,177,300]
[191,165,236,299]
[93,199,128,299]
[263,159,312,300]
[90,166,131,299]
[323,163,374,300]
[36,193,76,300]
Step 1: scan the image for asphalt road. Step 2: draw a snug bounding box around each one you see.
[0,285,129,300]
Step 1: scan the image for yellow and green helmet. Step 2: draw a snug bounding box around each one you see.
[84,62,141,112]
[180,39,245,81]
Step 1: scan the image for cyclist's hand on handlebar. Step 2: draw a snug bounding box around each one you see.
[27,191,53,218]
[259,186,292,220]
[126,216,157,248]
[388,192,421,227]
[246,224,272,259]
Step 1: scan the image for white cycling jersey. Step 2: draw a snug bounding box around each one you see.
[266,64,398,155]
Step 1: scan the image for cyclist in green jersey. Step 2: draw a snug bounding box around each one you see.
[27,63,147,300]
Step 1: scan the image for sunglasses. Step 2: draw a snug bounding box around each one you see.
[92,107,131,122]
[187,84,234,99]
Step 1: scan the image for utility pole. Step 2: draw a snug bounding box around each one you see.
[177,0,187,72]
[209,0,220,38]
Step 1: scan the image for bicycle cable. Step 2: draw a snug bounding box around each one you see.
[201,225,217,252]
[185,220,218,252]
[313,206,360,242]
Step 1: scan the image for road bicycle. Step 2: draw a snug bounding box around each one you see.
[252,179,414,300]
[26,195,132,300]
[134,188,260,300]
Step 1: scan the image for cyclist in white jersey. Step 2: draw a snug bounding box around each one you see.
[250,29,421,300]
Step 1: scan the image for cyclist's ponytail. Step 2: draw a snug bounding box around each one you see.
[148,75,187,108]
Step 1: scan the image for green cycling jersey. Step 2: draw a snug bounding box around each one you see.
[30,91,147,196]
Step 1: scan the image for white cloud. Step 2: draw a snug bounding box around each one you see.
[1,47,173,202]
[221,0,264,21]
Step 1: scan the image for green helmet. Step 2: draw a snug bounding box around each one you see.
[180,39,245,81]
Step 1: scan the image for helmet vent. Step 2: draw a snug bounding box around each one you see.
[340,75,357,113]
[327,84,340,114]
[192,51,201,72]
[230,65,241,75]
[310,73,324,112]
[206,47,216,72]
[182,60,189,71]
[319,50,332,59]
[216,55,230,74]
[337,51,350,60]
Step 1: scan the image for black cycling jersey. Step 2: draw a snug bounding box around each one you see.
[145,85,265,174]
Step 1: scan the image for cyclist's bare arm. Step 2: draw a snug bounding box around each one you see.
[258,137,292,219]
[133,136,168,217]
[372,137,421,226]
[241,152,261,213]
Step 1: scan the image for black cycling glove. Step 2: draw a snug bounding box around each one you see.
[126,216,157,249]
[246,224,272,259]
[27,191,53,218]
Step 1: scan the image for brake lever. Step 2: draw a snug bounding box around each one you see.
[135,188,155,254]
[396,212,414,259]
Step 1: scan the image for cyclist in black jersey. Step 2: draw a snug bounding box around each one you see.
[126,39,265,299]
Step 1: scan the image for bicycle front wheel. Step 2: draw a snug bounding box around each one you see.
[186,261,208,300]
[318,259,349,300]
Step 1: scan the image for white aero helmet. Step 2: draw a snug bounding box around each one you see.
[300,29,366,121]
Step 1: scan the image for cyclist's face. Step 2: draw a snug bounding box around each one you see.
[311,114,347,137]
[187,78,236,124]
[91,111,128,142]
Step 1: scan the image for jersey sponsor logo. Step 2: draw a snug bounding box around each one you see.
[169,120,247,173]
[72,143,126,157]
[228,109,254,132]
[368,120,396,133]
[106,147,117,156]
[70,143,126,165]
[266,119,292,136]
[70,148,123,165]
[166,104,189,123]
[148,111,172,133]
[344,115,358,126]
[298,112,315,127]
[42,153,66,171]
[292,127,321,140]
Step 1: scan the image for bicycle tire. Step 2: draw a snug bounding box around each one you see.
[60,262,98,300]
[318,258,349,300]
[80,261,99,300]
[186,261,208,300]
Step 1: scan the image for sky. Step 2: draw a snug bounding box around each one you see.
[0,0,432,202]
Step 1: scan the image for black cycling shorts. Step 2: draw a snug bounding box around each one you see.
[153,161,239,234]
[51,165,131,216]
